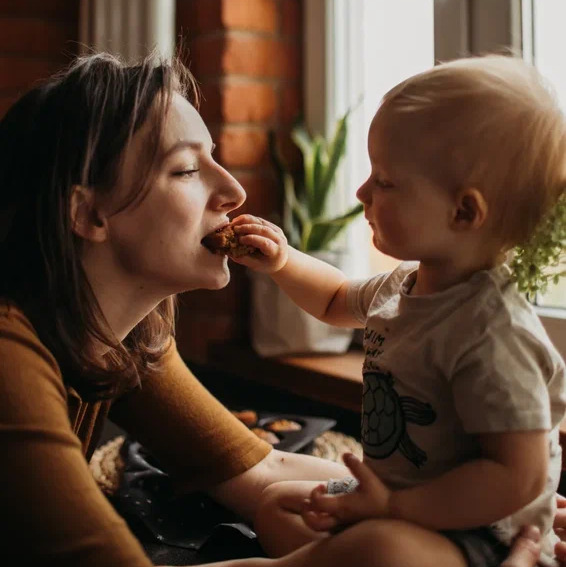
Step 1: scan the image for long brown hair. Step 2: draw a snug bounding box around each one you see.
[0,52,199,400]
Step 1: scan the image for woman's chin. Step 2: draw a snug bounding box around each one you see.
[205,265,231,290]
[207,274,231,290]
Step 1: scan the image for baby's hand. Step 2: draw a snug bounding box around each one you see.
[230,214,288,273]
[302,453,391,532]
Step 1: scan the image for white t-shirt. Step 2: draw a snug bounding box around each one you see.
[347,262,566,566]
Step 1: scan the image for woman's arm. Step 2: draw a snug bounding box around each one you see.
[0,311,153,567]
[208,448,350,521]
[109,339,351,522]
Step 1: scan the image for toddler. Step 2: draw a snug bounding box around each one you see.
[232,55,566,567]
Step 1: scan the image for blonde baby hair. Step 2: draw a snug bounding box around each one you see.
[376,55,566,255]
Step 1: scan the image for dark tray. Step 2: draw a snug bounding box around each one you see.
[237,411,337,453]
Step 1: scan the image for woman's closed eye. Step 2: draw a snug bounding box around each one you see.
[173,168,199,178]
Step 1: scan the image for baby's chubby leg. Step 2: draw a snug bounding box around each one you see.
[202,518,469,567]
[253,480,329,557]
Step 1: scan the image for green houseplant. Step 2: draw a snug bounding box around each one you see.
[273,111,364,254]
[511,192,566,300]
[250,112,363,357]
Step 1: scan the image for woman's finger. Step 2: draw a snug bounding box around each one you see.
[501,526,541,567]
[556,540,566,563]
[555,506,566,531]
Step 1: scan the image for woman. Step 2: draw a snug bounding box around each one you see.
[0,51,559,567]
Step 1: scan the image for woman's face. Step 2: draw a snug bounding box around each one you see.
[101,93,246,295]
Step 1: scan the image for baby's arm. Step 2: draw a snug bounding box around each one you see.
[231,214,361,328]
[306,431,548,532]
[389,430,548,529]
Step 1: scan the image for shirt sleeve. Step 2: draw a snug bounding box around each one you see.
[109,338,272,493]
[347,273,390,324]
[0,309,153,567]
[450,320,559,434]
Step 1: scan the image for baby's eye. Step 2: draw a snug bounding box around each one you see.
[374,177,394,189]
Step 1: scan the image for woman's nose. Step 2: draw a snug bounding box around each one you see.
[211,166,247,212]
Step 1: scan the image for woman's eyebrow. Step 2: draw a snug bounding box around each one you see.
[164,140,214,158]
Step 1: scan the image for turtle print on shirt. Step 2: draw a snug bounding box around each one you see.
[362,371,436,468]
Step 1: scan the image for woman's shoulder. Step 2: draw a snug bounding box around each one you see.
[0,300,64,393]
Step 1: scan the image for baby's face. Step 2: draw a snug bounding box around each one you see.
[355,112,457,263]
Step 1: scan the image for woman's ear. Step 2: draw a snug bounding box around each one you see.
[451,187,488,231]
[70,185,108,242]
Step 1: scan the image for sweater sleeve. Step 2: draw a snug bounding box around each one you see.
[0,308,153,566]
[109,338,272,493]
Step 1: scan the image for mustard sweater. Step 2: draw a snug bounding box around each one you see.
[0,303,271,566]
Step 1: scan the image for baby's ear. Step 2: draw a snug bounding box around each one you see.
[69,185,108,243]
[451,188,488,231]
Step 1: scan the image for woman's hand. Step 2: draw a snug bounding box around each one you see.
[302,453,391,532]
[554,494,566,562]
[503,494,566,566]
[230,214,288,273]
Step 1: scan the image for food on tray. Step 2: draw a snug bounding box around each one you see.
[251,427,280,445]
[231,409,258,427]
[265,419,302,432]
[202,225,257,258]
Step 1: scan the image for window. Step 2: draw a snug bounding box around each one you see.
[527,0,566,310]
[304,0,565,354]
[322,0,434,279]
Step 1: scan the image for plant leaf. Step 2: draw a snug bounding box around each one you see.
[310,135,327,216]
[291,124,315,205]
[306,203,364,251]
[510,191,566,295]
[312,111,349,218]
[282,172,302,248]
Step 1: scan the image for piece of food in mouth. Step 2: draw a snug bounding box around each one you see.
[231,409,258,427]
[265,419,302,432]
[251,427,280,445]
[202,225,257,258]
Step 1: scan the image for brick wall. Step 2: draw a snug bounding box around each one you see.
[0,0,79,117]
[175,0,303,362]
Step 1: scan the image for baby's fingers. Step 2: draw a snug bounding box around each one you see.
[309,490,353,519]
[302,509,339,532]
[236,234,279,258]
[234,223,284,243]
[231,215,283,235]
[230,214,259,226]
[342,453,374,486]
